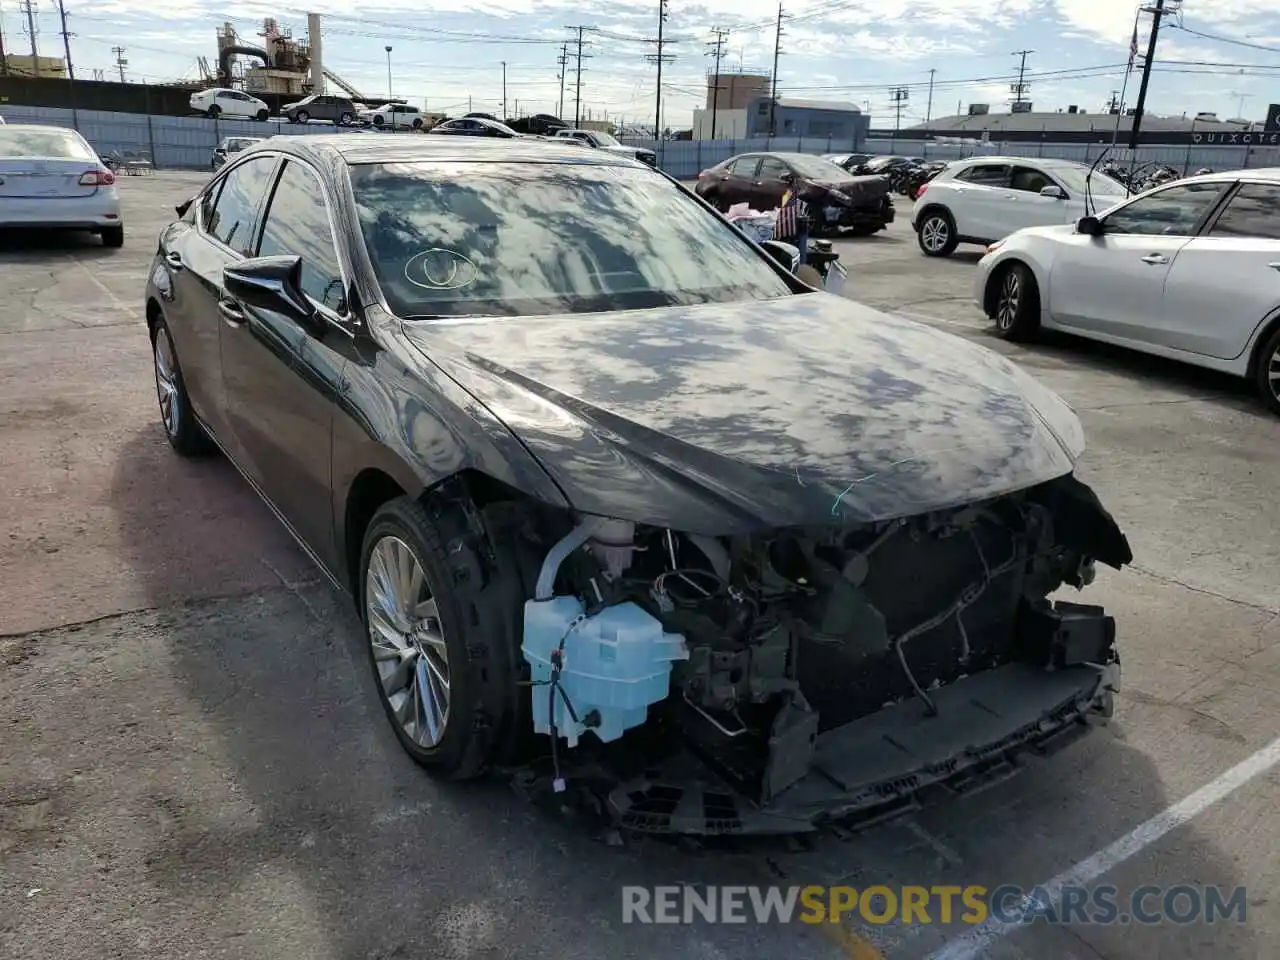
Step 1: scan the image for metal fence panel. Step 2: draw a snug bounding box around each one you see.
[3,105,1277,175]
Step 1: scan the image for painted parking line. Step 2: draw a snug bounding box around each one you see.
[926,733,1280,960]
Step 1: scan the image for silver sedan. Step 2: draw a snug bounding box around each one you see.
[0,123,123,247]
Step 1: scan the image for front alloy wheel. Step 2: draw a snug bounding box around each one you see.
[995,269,1021,332]
[1254,327,1280,416]
[917,213,955,256]
[366,535,452,748]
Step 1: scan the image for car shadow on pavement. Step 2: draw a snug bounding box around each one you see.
[0,227,119,256]
[97,426,1260,960]
[1003,328,1270,418]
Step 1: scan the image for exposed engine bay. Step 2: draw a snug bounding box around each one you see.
[516,472,1131,835]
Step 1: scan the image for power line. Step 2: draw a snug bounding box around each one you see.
[889,85,908,132]
[1169,22,1280,56]
[20,0,38,64]
[1128,0,1168,150]
[706,27,728,139]
[565,25,594,128]
[1010,49,1034,108]
[55,0,73,80]
[556,42,569,119]
[769,5,786,135]
[642,0,674,140]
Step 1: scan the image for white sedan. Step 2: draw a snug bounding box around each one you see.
[974,168,1280,414]
[0,124,123,246]
[189,87,270,121]
[912,156,1128,257]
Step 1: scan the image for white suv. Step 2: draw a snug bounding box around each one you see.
[911,156,1128,257]
[359,103,424,130]
[189,87,270,121]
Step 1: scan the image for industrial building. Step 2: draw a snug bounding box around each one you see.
[692,72,869,142]
[1,55,67,79]
[900,104,1280,145]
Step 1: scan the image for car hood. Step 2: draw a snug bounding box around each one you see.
[401,294,1085,534]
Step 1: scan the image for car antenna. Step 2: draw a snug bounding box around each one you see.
[1084,145,1112,218]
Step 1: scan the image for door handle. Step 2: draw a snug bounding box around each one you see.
[217,299,246,326]
[164,250,184,270]
[1140,253,1169,265]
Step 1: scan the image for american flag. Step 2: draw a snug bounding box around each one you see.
[1128,23,1140,71]
[773,188,808,240]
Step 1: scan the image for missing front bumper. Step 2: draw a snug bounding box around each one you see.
[607,661,1119,836]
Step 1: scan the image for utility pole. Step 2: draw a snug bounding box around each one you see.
[706,27,728,139]
[1,6,9,77]
[384,45,392,101]
[1010,49,1034,110]
[56,0,73,80]
[21,0,38,65]
[889,86,909,133]
[111,45,128,83]
[1127,0,1166,150]
[1106,89,1121,114]
[564,25,593,128]
[644,0,673,142]
[556,42,569,119]
[501,61,507,120]
[925,67,936,128]
[769,4,785,135]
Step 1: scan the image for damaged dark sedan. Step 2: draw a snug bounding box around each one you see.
[144,135,1130,836]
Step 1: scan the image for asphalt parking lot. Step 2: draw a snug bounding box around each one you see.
[1,173,1277,960]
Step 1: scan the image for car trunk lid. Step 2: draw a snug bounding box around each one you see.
[0,157,102,199]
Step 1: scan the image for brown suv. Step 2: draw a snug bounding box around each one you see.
[282,94,358,126]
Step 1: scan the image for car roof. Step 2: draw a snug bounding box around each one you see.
[259,133,649,168]
[0,122,86,137]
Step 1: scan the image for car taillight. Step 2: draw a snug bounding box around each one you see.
[79,169,115,186]
[915,184,928,199]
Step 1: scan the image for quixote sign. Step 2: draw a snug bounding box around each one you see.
[1266,103,1280,134]
[1191,129,1280,146]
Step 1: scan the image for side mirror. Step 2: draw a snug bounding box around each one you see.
[759,239,800,274]
[1076,215,1104,237]
[223,256,317,324]
[1039,184,1067,199]
[214,147,227,155]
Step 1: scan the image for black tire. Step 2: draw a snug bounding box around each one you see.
[339,111,354,126]
[411,117,424,130]
[848,223,880,237]
[295,110,309,123]
[359,496,519,779]
[100,225,124,248]
[988,261,1040,342]
[255,109,269,121]
[206,105,221,119]
[150,319,213,456]
[1252,324,1280,416]
[372,114,385,128]
[916,207,959,257]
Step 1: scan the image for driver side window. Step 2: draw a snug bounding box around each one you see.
[1010,166,1053,194]
[757,157,792,180]
[1102,182,1225,236]
[256,160,347,315]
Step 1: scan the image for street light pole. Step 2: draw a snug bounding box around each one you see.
[501,61,507,120]
[384,45,393,101]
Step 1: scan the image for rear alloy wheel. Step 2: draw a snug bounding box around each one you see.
[360,497,492,779]
[207,105,221,119]
[916,210,958,257]
[152,321,211,456]
[100,225,123,248]
[372,114,385,128]
[1253,326,1280,417]
[339,111,354,125]
[990,262,1040,342]
[411,117,424,130]
[296,110,310,123]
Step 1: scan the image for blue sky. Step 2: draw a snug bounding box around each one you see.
[7,0,1279,129]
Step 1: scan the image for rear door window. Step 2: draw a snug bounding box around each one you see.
[725,156,758,176]
[955,163,1010,186]
[1208,183,1280,241]
[206,155,278,255]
